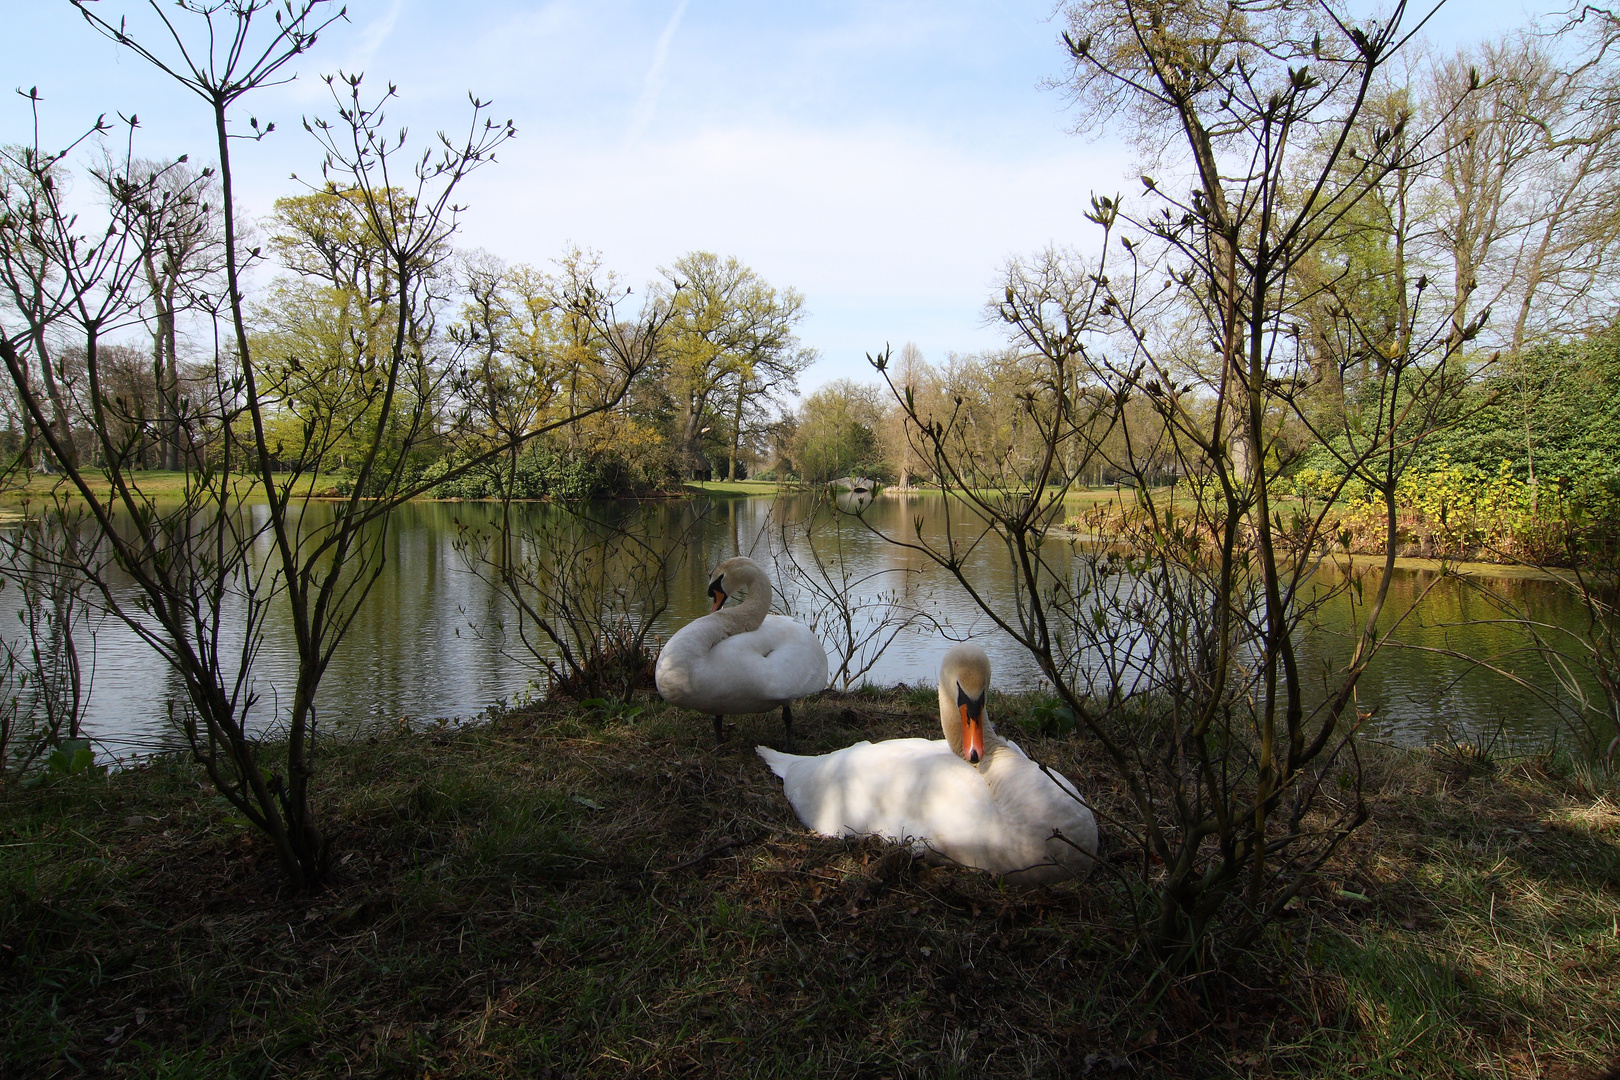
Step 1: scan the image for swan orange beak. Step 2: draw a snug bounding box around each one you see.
[707,579,727,612]
[956,684,986,764]
[960,705,984,764]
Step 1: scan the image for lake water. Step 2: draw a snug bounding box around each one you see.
[2,492,1603,757]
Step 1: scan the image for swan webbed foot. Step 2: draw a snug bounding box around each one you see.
[713,715,726,744]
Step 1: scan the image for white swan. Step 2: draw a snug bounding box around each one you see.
[757,642,1097,885]
[655,556,828,748]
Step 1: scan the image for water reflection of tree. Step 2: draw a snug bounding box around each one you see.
[764,494,945,691]
[0,510,94,779]
[454,501,702,703]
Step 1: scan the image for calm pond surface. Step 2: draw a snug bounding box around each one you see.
[5,491,1602,757]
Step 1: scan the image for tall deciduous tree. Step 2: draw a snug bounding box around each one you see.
[794,378,886,483]
[0,124,126,474]
[447,247,677,493]
[253,183,448,474]
[1424,27,1620,355]
[656,252,813,480]
[1418,24,1620,495]
[125,157,222,471]
[879,341,933,489]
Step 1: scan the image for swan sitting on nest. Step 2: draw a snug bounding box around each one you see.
[757,642,1097,885]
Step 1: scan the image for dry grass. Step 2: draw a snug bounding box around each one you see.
[1,691,1617,1078]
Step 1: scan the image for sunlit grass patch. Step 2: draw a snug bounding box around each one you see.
[0,468,343,506]
[1304,748,1620,1074]
[684,479,793,497]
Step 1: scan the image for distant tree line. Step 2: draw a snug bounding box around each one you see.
[9,11,1620,512]
[0,148,1182,496]
[0,161,818,496]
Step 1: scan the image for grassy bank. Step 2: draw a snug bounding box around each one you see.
[1,469,343,505]
[684,480,795,497]
[1,473,1148,510]
[3,692,1617,1078]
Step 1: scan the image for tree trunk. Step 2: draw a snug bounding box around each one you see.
[164,279,181,471]
[15,362,35,472]
[727,383,745,481]
[32,325,77,472]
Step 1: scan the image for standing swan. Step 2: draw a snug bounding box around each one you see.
[757,643,1097,885]
[656,556,828,748]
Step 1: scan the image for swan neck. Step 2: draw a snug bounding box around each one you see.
[938,695,1003,764]
[718,569,770,634]
[975,734,1016,775]
[937,643,993,762]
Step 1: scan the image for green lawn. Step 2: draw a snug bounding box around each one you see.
[683,479,799,496]
[1,469,344,505]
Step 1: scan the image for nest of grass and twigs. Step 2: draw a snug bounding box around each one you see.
[542,621,658,703]
[1430,739,1501,783]
[2,691,1616,1077]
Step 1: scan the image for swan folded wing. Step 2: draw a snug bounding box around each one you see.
[759,615,829,694]
[653,616,731,709]
[709,615,827,702]
[763,739,994,842]
[980,755,1097,881]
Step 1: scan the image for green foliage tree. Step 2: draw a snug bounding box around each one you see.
[253,184,447,478]
[444,247,678,497]
[1413,324,1620,519]
[793,378,887,483]
[656,251,813,480]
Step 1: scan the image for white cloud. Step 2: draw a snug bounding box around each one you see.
[349,0,405,70]
[625,0,692,148]
[457,119,1130,387]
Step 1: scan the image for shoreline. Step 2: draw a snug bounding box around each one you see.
[0,475,1601,577]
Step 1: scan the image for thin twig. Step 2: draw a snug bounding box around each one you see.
[657,830,770,874]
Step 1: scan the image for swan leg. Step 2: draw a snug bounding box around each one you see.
[712,714,725,744]
[781,702,795,752]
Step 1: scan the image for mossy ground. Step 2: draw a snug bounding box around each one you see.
[2,690,1617,1078]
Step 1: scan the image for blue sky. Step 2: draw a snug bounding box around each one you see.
[4,0,1547,392]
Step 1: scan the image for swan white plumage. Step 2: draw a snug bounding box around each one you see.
[757,642,1097,885]
[655,556,828,748]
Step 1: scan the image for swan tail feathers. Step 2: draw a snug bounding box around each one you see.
[755,745,797,779]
